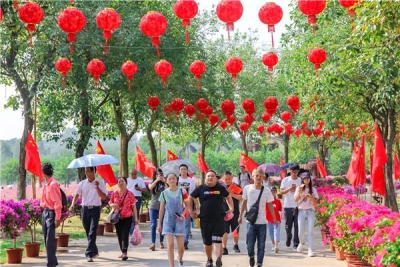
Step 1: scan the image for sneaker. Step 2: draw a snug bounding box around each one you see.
[249,257,255,267]
[178,260,184,267]
[86,257,93,262]
[206,258,213,267]
[233,244,240,253]
[285,239,291,247]
[271,246,275,252]
[184,243,189,250]
[223,247,228,255]
[308,249,315,257]
[256,264,262,267]
[297,243,303,253]
[274,247,279,253]
[216,257,222,267]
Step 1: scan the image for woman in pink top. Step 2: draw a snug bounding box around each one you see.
[109,177,139,260]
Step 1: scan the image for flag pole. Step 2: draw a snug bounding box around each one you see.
[32,94,37,199]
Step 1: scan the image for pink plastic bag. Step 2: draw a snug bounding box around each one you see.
[130,225,142,246]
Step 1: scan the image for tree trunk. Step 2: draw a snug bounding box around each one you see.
[75,108,93,181]
[120,133,129,177]
[283,134,289,163]
[147,116,158,168]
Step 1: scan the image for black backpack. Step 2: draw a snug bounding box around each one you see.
[60,188,68,212]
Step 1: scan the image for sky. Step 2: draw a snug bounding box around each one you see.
[0,0,292,141]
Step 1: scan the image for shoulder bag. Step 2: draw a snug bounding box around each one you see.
[108,191,128,224]
[245,186,264,225]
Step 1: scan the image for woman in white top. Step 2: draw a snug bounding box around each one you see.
[294,171,319,257]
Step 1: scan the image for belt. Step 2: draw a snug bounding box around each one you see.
[83,205,101,209]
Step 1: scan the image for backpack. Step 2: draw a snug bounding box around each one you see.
[237,172,251,187]
[60,188,68,212]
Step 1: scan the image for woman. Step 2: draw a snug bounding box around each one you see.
[109,176,139,260]
[148,168,166,251]
[294,171,319,257]
[158,173,189,267]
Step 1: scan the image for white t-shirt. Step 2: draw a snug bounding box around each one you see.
[280,176,302,208]
[127,177,146,197]
[237,172,252,188]
[294,186,319,210]
[242,185,274,224]
[76,178,108,206]
[178,176,196,194]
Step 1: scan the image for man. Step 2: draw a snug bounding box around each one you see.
[127,168,147,233]
[189,170,234,267]
[69,166,107,262]
[280,163,302,250]
[40,163,62,267]
[239,168,277,267]
[221,171,242,255]
[178,164,196,250]
[237,165,253,189]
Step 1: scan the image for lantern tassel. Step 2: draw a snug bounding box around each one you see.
[197,79,200,90]
[70,0,74,4]
[351,17,354,32]
[128,79,131,92]
[62,78,65,89]
[156,46,160,58]
[232,74,236,87]
[104,40,108,55]
[271,32,274,49]
[29,33,33,48]
[269,72,272,83]
[69,43,73,55]
[312,24,315,34]
[185,28,189,44]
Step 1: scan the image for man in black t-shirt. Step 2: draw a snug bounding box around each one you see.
[189,170,234,267]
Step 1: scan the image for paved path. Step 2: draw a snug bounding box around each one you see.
[4,221,346,267]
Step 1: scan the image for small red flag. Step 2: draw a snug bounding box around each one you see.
[95,141,117,187]
[239,153,258,174]
[197,153,209,173]
[135,146,156,178]
[25,132,43,183]
[166,149,179,162]
[355,135,366,186]
[280,155,285,178]
[371,123,387,196]
[393,151,400,180]
[346,141,359,186]
[316,156,328,178]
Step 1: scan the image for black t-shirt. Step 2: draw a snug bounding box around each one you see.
[191,183,229,222]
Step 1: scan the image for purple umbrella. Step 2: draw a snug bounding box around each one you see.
[258,163,281,173]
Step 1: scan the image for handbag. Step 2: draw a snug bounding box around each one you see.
[107,191,128,224]
[245,186,264,225]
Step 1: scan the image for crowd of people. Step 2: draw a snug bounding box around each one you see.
[39,162,319,267]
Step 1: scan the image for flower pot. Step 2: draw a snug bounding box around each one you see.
[334,246,345,261]
[146,212,150,222]
[320,228,330,243]
[6,247,24,264]
[345,253,364,267]
[56,233,70,247]
[97,223,105,236]
[24,242,41,257]
[104,222,114,233]
[139,213,147,223]
[329,241,335,252]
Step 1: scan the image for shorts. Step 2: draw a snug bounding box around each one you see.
[162,221,185,236]
[200,220,225,246]
[224,213,239,234]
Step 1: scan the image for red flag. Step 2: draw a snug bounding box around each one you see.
[371,123,387,196]
[135,146,156,178]
[239,153,258,173]
[280,155,285,178]
[166,149,179,162]
[316,156,328,178]
[197,153,209,173]
[25,132,43,183]
[393,151,400,180]
[95,141,117,187]
[355,135,366,186]
[346,141,359,186]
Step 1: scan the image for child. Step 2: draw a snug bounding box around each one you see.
[266,186,282,253]
[158,173,189,267]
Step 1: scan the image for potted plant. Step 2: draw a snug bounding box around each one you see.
[56,195,82,247]
[139,191,151,223]
[22,199,43,257]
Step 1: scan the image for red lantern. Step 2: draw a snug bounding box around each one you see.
[171,98,185,115]
[239,122,249,133]
[18,2,44,47]
[360,122,368,130]
[287,95,300,113]
[196,98,208,110]
[225,57,243,86]
[96,8,121,55]
[264,97,278,115]
[244,114,254,125]
[189,60,206,90]
[154,60,172,88]
[266,125,273,134]
[226,115,236,125]
[257,125,265,134]
[280,111,291,122]
[242,99,255,114]
[184,104,196,119]
[121,61,138,91]
[87,59,106,87]
[308,47,327,76]
[262,52,279,82]
[173,0,198,44]
[298,0,326,33]
[301,121,308,129]
[147,96,161,113]
[303,128,312,138]
[209,114,219,126]
[221,100,235,116]
[202,106,213,116]
[163,104,173,117]
[284,123,293,136]
[313,127,322,137]
[139,11,168,57]
[258,2,283,48]
[275,125,284,135]
[339,0,360,31]
[316,120,325,128]
[55,58,72,88]
[261,112,271,123]
[324,131,331,138]
[220,121,228,131]
[57,7,86,54]
[13,0,18,10]
[294,128,302,137]
[0,7,3,22]
[216,0,243,40]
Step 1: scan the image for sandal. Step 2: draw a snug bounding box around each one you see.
[149,244,155,251]
[160,242,165,249]
[121,253,128,261]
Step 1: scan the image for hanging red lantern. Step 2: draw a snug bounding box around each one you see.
[242,99,255,114]
[225,57,243,86]
[261,112,271,123]
[147,96,161,113]
[324,131,331,138]
[316,120,325,128]
[220,100,235,116]
[154,60,172,88]
[301,121,308,129]
[266,125,273,134]
[184,104,196,119]
[284,123,293,136]
[121,61,138,91]
[294,128,302,137]
[313,127,322,137]
[226,115,236,125]
[308,47,327,76]
[18,2,44,47]
[264,97,278,115]
[57,7,86,54]
[55,58,72,89]
[0,7,3,22]
[173,0,198,44]
[303,128,312,138]
[163,104,173,117]
[275,125,284,135]
[244,114,254,125]
[96,8,121,55]
[196,98,208,110]
[220,120,228,131]
[202,106,213,116]
[87,59,106,87]
[257,125,265,134]
[171,98,185,115]
[258,2,283,48]
[298,0,326,33]
[339,0,360,31]
[13,0,18,10]
[209,114,219,126]
[239,122,249,133]
[262,52,279,82]
[216,0,243,40]
[139,11,168,57]
[286,95,300,113]
[280,111,291,122]
[189,60,206,90]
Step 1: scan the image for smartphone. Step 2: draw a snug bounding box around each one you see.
[175,212,183,218]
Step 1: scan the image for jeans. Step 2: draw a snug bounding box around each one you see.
[81,206,101,258]
[298,209,315,250]
[130,197,142,235]
[115,217,132,253]
[150,208,164,244]
[267,222,281,243]
[246,224,267,265]
[284,207,299,247]
[184,214,191,245]
[42,209,58,267]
